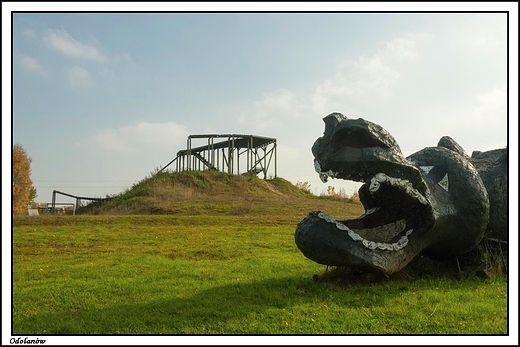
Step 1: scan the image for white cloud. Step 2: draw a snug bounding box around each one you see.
[235,33,426,132]
[253,89,298,113]
[397,85,507,155]
[311,34,424,115]
[22,28,37,39]
[43,29,107,63]
[67,66,93,88]
[474,87,507,114]
[311,56,399,115]
[237,89,307,131]
[432,86,506,134]
[468,22,506,50]
[18,54,47,75]
[383,34,422,61]
[40,29,135,88]
[113,52,136,67]
[234,30,505,163]
[465,87,507,136]
[91,121,190,152]
[336,56,399,95]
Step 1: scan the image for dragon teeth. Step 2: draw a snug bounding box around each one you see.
[353,220,406,243]
[317,212,412,252]
[359,207,380,218]
[375,173,386,182]
[369,173,428,205]
[369,180,380,193]
[314,160,339,183]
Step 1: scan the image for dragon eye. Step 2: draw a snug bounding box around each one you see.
[437,174,449,192]
[419,166,433,174]
[419,166,449,192]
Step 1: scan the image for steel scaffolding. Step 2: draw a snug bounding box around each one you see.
[158,134,277,179]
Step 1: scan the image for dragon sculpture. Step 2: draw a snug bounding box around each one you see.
[295,113,507,275]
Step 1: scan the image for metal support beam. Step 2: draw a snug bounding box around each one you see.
[157,134,277,180]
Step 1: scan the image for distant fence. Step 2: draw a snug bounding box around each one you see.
[42,190,112,215]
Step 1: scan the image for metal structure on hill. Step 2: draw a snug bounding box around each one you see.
[42,134,276,215]
[157,134,277,179]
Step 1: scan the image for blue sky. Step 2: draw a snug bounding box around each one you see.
[5,5,517,207]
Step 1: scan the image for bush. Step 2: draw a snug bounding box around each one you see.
[295,181,312,193]
[319,186,360,203]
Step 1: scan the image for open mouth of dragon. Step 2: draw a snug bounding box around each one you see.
[314,161,434,252]
[296,113,493,274]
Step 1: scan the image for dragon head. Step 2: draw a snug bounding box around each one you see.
[295,113,490,275]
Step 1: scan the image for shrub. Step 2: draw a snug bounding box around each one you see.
[295,181,312,193]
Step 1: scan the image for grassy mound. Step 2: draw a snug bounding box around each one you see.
[77,170,362,218]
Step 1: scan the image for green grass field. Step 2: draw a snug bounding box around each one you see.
[13,214,507,335]
[11,172,508,337]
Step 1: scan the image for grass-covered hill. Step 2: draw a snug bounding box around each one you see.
[77,170,363,220]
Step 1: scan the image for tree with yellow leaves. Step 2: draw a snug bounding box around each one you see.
[13,144,36,214]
